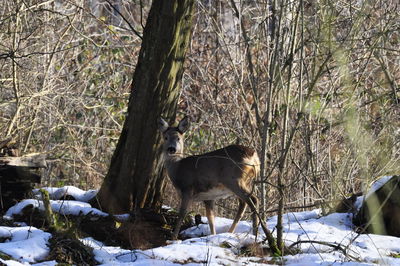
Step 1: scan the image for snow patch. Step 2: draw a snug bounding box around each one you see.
[33,186,97,202]
[5,199,107,218]
[0,227,51,263]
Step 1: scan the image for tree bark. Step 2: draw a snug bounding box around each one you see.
[93,0,196,214]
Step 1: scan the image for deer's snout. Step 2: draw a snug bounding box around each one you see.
[167,147,177,154]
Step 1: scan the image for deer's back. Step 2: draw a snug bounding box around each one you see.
[172,145,260,200]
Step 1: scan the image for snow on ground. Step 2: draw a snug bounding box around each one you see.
[32,186,97,203]
[1,180,400,265]
[0,227,51,264]
[5,198,107,218]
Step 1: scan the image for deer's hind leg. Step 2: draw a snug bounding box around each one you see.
[228,199,246,233]
[204,200,216,235]
[249,194,259,236]
[225,182,259,236]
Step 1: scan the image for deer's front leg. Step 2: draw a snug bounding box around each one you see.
[204,200,216,235]
[172,192,193,240]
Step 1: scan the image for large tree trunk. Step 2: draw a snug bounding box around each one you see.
[93,0,196,214]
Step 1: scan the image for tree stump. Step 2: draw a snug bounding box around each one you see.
[0,151,46,213]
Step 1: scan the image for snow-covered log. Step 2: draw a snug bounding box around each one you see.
[353,175,400,237]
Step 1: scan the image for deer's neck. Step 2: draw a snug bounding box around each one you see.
[163,154,183,182]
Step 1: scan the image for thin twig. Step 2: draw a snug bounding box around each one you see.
[288,240,361,262]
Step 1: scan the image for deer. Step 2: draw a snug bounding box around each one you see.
[158,116,261,240]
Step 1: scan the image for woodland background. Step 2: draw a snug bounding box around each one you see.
[0,0,399,220]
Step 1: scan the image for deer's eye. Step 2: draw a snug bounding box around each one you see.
[164,137,168,140]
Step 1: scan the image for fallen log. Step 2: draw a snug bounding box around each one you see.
[0,153,47,168]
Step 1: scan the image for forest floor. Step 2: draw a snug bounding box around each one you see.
[1,185,400,265]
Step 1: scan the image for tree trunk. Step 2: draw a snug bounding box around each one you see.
[93,0,196,214]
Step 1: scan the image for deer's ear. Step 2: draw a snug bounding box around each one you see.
[158,117,169,133]
[178,116,190,133]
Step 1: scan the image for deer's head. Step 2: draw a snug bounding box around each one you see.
[158,116,190,156]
